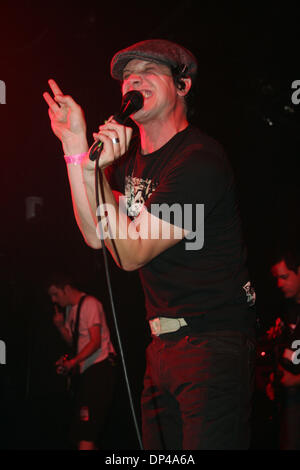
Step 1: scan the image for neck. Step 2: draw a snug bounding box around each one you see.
[137,113,189,155]
[70,290,85,306]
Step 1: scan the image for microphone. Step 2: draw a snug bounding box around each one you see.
[88,90,144,161]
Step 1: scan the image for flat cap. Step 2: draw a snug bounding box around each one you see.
[110,38,198,81]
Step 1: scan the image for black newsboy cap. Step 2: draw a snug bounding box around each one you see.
[110,39,198,81]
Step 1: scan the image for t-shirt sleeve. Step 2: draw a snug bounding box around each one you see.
[80,297,104,331]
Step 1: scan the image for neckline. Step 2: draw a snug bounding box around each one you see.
[138,124,191,158]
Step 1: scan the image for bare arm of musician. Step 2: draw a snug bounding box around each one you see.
[43,79,100,246]
[59,325,101,372]
[81,164,188,271]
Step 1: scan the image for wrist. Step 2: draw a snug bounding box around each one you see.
[64,152,87,165]
[62,135,88,156]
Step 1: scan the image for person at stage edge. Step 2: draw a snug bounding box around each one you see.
[44,38,256,450]
[48,274,116,450]
[266,248,300,449]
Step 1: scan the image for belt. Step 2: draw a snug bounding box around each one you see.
[149,316,188,336]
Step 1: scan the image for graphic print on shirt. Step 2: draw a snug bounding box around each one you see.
[242,281,256,307]
[125,175,158,217]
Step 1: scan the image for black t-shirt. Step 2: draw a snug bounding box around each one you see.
[278,302,300,375]
[105,125,256,333]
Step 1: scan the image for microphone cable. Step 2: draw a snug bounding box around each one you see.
[94,152,144,450]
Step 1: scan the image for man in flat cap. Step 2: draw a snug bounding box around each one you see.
[44,38,256,450]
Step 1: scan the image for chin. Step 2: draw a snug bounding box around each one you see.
[133,113,151,125]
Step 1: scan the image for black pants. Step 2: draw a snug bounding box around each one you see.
[141,329,255,450]
[279,390,300,450]
[70,359,117,444]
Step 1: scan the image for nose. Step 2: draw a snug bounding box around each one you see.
[126,73,143,87]
[277,279,285,289]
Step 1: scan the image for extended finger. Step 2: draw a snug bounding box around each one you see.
[48,79,64,97]
[43,91,61,113]
[106,115,114,123]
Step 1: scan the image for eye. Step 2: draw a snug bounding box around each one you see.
[122,69,133,80]
[145,66,157,74]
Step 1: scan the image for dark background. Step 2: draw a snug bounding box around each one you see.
[0,0,299,450]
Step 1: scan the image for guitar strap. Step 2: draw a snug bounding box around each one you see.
[72,295,87,356]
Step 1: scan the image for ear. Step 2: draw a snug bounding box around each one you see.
[64,285,71,295]
[176,77,192,97]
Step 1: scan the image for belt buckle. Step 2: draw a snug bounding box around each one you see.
[150,318,162,336]
[149,317,187,336]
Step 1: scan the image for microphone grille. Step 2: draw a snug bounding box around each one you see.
[122,90,144,109]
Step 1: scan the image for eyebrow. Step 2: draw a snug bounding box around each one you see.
[123,63,161,76]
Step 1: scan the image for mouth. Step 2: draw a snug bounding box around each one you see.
[138,90,153,99]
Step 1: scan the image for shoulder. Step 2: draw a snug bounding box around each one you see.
[81,295,104,313]
[80,296,105,324]
[171,126,232,181]
[183,126,227,164]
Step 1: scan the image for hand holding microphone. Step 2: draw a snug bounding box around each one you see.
[88,90,144,161]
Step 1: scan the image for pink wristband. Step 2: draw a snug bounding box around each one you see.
[64,152,87,165]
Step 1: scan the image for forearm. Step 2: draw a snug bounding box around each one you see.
[85,168,146,270]
[67,163,102,248]
[67,157,142,264]
[83,166,184,270]
[63,138,103,248]
[72,339,101,366]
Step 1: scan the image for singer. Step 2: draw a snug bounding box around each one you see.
[44,39,256,450]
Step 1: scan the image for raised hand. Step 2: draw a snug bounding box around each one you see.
[43,79,88,155]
